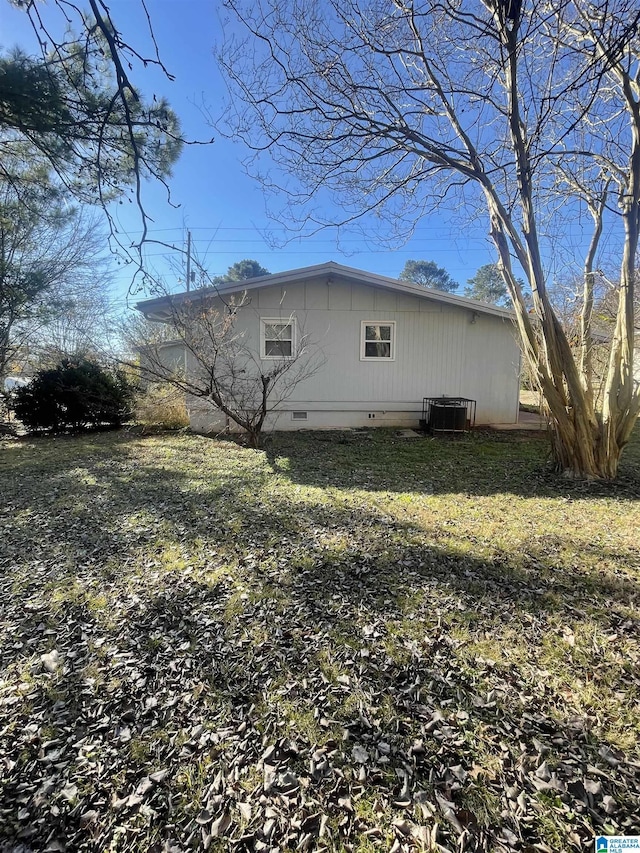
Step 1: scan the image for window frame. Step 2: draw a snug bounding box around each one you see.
[360,320,396,361]
[260,317,297,360]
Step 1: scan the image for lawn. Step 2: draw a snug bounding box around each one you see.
[1,427,639,852]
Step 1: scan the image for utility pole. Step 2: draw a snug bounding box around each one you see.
[186,230,192,292]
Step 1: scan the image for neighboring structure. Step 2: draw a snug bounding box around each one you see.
[136,261,521,432]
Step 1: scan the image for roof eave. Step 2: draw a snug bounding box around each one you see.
[135,261,516,321]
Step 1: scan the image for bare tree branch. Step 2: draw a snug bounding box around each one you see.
[219,0,640,477]
[127,283,324,447]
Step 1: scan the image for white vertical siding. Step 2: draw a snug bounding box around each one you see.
[327,281,351,310]
[460,314,521,423]
[188,276,521,431]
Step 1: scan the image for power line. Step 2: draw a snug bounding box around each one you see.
[125,224,598,237]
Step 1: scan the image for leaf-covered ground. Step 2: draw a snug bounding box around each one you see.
[1,428,639,852]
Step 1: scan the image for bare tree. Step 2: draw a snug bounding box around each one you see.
[29,282,117,369]
[220,0,640,478]
[130,289,323,448]
[0,168,112,387]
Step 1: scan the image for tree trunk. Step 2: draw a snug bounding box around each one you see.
[547,411,620,479]
[491,21,639,481]
[246,427,262,449]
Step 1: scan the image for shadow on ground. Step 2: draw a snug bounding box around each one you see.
[262,427,640,500]
[1,430,639,851]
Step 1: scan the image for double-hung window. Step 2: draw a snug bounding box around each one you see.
[261,318,296,359]
[360,321,396,361]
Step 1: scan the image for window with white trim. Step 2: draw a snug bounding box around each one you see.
[360,321,396,360]
[261,318,296,359]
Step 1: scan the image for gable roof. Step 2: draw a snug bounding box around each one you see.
[136,261,515,321]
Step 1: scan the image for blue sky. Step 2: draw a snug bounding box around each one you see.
[1,0,501,302]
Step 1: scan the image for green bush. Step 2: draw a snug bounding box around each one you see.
[13,358,134,433]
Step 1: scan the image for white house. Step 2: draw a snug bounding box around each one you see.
[136,261,521,432]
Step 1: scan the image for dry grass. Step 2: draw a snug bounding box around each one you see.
[1,426,639,851]
[134,383,190,430]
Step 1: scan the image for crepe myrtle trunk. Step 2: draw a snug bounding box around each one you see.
[533,65,640,479]
[219,0,640,477]
[488,186,637,481]
[450,1,640,481]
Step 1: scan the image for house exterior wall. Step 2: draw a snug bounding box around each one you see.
[183,274,521,434]
[138,341,186,389]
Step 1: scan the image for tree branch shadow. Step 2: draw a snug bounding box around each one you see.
[1,431,639,849]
